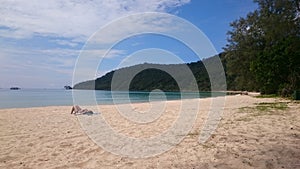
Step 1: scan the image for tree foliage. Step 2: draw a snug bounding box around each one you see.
[224,0,300,95]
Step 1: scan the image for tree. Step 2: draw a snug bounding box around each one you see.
[224,10,261,91]
[224,0,300,95]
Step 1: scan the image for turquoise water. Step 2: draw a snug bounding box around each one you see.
[0,89,223,109]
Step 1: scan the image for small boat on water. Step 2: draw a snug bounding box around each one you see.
[10,87,21,90]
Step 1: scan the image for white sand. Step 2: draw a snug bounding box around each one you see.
[0,95,299,169]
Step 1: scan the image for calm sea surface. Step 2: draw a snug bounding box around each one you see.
[0,89,224,109]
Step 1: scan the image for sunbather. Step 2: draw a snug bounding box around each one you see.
[71,105,93,115]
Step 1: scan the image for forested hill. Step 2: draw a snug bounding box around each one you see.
[73,54,225,92]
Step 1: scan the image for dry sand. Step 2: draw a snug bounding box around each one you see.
[0,95,299,169]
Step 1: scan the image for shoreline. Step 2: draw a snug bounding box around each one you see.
[0,95,299,168]
[0,91,259,110]
[0,89,259,109]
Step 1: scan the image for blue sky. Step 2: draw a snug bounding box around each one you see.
[0,0,257,88]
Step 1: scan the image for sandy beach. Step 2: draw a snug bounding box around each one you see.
[0,95,299,169]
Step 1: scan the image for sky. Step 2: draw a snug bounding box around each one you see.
[0,0,258,88]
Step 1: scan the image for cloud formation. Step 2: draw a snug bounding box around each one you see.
[0,0,191,88]
[0,0,190,41]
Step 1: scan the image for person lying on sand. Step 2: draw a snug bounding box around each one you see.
[71,105,93,115]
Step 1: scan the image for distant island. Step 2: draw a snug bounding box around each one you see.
[10,87,21,90]
[64,86,73,90]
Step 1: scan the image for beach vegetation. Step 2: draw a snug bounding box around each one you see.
[255,94,278,98]
[239,101,288,118]
[224,0,300,96]
[256,102,288,111]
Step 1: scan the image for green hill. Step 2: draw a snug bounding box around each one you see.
[73,54,224,92]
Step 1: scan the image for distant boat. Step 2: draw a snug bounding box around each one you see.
[10,87,20,90]
[64,86,73,90]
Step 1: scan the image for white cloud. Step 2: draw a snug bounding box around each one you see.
[50,39,79,47]
[0,46,124,72]
[79,49,126,59]
[0,0,190,41]
[0,45,125,88]
[0,0,191,88]
[0,47,76,74]
[87,13,182,45]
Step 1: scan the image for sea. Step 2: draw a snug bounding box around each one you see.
[0,89,225,109]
